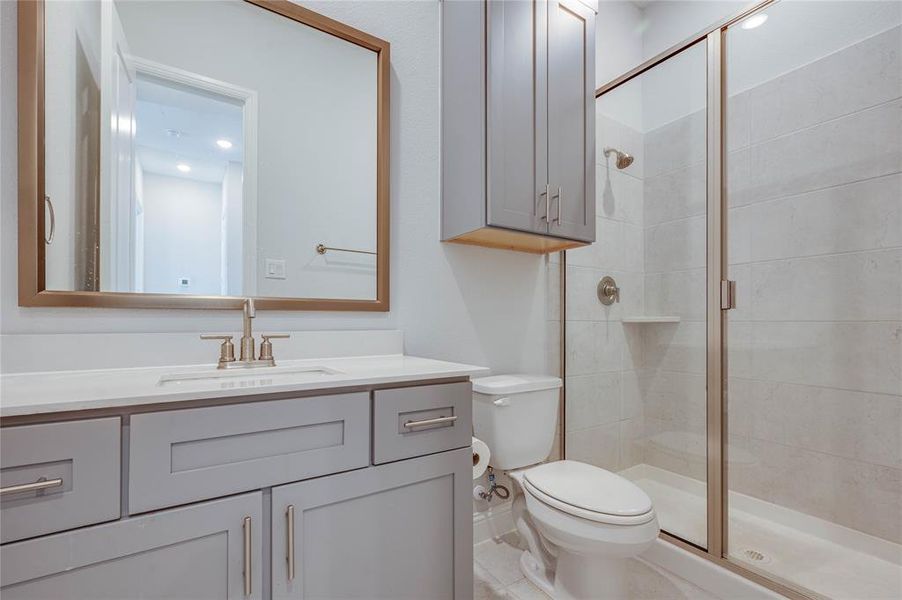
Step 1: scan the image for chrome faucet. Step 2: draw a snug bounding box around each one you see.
[201,299,290,369]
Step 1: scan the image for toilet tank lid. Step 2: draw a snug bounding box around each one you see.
[472,374,562,395]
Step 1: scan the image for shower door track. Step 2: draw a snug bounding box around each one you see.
[562,1,819,598]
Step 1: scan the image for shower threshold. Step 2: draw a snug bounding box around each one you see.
[619,464,902,599]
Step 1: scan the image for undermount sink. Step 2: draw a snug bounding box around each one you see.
[158,365,343,388]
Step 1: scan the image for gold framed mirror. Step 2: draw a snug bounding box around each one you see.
[18,0,390,311]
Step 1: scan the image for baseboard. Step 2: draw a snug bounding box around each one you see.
[473,502,515,545]
[641,538,785,599]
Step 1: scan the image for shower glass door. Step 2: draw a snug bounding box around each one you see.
[582,40,709,549]
[724,2,902,597]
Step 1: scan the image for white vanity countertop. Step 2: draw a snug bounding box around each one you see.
[0,355,490,417]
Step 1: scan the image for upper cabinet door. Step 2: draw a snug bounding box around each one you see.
[547,0,595,242]
[486,0,549,234]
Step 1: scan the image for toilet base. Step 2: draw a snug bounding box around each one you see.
[519,549,629,600]
[520,550,555,597]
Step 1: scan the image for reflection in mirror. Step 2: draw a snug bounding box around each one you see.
[42,0,381,302]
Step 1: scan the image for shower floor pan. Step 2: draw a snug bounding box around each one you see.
[619,464,902,600]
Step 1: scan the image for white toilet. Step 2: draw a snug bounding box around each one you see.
[473,374,659,600]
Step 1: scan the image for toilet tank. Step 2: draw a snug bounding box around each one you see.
[472,374,562,470]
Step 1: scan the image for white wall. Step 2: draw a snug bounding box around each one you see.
[141,172,222,295]
[595,0,644,87]
[640,0,743,60]
[0,0,549,377]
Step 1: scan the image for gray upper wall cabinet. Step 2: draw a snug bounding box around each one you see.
[442,0,596,254]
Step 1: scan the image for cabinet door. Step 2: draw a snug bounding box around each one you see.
[486,0,549,234]
[272,448,472,600]
[547,0,595,242]
[0,492,263,600]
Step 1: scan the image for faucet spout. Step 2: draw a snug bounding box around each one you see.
[240,298,256,361]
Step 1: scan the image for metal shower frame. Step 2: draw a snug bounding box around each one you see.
[561,1,816,597]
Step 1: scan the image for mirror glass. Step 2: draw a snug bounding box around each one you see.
[43,0,380,301]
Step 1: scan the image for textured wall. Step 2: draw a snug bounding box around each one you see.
[0,0,549,378]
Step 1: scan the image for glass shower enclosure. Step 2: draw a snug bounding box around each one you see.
[564,1,901,598]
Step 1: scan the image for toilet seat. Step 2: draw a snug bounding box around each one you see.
[522,460,655,526]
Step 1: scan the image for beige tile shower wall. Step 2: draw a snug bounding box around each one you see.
[640,70,710,484]
[643,25,902,543]
[564,111,646,472]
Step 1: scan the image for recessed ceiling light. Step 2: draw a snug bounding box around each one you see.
[740,13,768,30]
[216,139,233,150]
[176,163,191,173]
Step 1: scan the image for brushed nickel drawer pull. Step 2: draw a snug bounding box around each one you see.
[403,415,458,429]
[286,505,295,582]
[0,477,63,496]
[243,516,252,597]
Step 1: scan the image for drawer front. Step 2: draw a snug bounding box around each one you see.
[128,393,370,514]
[373,382,472,464]
[1,417,121,543]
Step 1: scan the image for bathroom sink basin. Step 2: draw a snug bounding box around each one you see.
[158,365,343,388]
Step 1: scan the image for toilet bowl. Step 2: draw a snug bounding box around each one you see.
[472,375,659,600]
[510,461,659,599]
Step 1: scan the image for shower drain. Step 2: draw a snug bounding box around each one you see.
[742,549,771,564]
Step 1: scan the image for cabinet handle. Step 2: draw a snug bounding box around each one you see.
[537,185,550,222]
[243,516,252,597]
[553,186,562,224]
[286,505,295,582]
[403,415,458,429]
[0,477,63,496]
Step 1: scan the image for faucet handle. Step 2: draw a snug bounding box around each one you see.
[259,334,290,362]
[200,335,236,366]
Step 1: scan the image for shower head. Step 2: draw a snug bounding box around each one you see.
[603,147,634,170]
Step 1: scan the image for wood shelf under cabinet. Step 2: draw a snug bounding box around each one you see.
[445,227,589,255]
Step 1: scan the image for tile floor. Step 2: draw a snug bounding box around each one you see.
[474,532,721,600]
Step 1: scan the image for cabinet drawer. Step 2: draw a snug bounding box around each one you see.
[129,393,369,514]
[373,382,471,464]
[1,417,120,543]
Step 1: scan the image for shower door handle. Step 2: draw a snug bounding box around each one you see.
[44,195,55,244]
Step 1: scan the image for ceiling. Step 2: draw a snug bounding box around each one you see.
[135,75,244,184]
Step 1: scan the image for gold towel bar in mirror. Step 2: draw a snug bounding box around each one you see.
[316,243,377,256]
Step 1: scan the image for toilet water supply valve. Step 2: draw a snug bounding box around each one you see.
[474,466,510,502]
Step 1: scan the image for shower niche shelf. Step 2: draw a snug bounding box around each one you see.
[621,316,681,324]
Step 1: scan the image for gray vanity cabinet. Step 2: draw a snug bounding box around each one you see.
[1,380,474,599]
[0,491,263,599]
[441,0,596,254]
[271,448,472,600]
